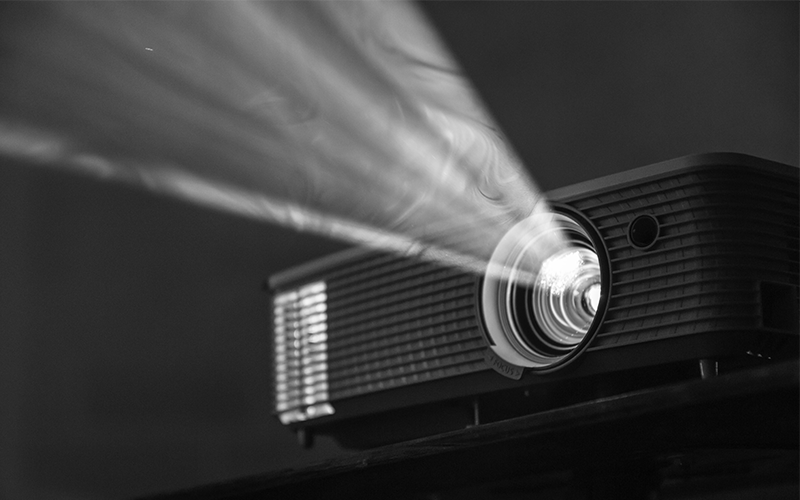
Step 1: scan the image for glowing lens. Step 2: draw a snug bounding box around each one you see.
[482,211,606,370]
[532,247,601,346]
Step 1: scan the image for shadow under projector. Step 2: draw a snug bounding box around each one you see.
[268,153,799,448]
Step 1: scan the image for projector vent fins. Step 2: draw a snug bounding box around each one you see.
[272,281,335,424]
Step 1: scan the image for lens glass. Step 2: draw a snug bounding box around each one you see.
[532,246,601,346]
[482,211,607,370]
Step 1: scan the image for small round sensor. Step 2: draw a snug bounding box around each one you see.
[627,214,659,250]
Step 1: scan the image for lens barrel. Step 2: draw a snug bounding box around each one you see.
[481,209,609,371]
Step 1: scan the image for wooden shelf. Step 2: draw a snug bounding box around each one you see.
[144,361,799,499]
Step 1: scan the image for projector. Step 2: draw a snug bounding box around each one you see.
[268,153,799,448]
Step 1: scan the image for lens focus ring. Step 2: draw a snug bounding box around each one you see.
[481,210,608,371]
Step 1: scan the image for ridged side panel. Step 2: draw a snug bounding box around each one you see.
[570,168,799,349]
[316,256,488,400]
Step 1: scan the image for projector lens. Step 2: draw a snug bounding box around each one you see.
[531,246,602,346]
[481,209,609,371]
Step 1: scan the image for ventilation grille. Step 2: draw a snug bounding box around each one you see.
[272,253,488,415]
[323,254,487,400]
[272,282,335,424]
[568,167,799,350]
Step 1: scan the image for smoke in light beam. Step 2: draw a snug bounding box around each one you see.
[0,1,565,275]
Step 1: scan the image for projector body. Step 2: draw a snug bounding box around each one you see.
[269,153,798,448]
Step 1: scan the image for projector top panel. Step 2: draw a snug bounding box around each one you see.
[547,152,797,202]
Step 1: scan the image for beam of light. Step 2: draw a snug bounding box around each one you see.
[0,1,566,277]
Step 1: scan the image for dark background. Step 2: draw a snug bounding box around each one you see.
[0,2,797,499]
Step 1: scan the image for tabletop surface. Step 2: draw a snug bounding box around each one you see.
[144,360,799,500]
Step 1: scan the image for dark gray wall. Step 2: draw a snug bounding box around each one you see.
[0,2,797,498]
[421,1,798,189]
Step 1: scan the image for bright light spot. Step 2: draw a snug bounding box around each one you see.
[584,282,601,314]
[538,250,584,296]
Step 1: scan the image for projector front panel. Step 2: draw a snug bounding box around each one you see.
[269,154,799,431]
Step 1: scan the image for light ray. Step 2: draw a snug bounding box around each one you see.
[0,1,566,275]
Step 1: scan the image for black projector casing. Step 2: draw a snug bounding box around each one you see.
[268,153,799,448]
